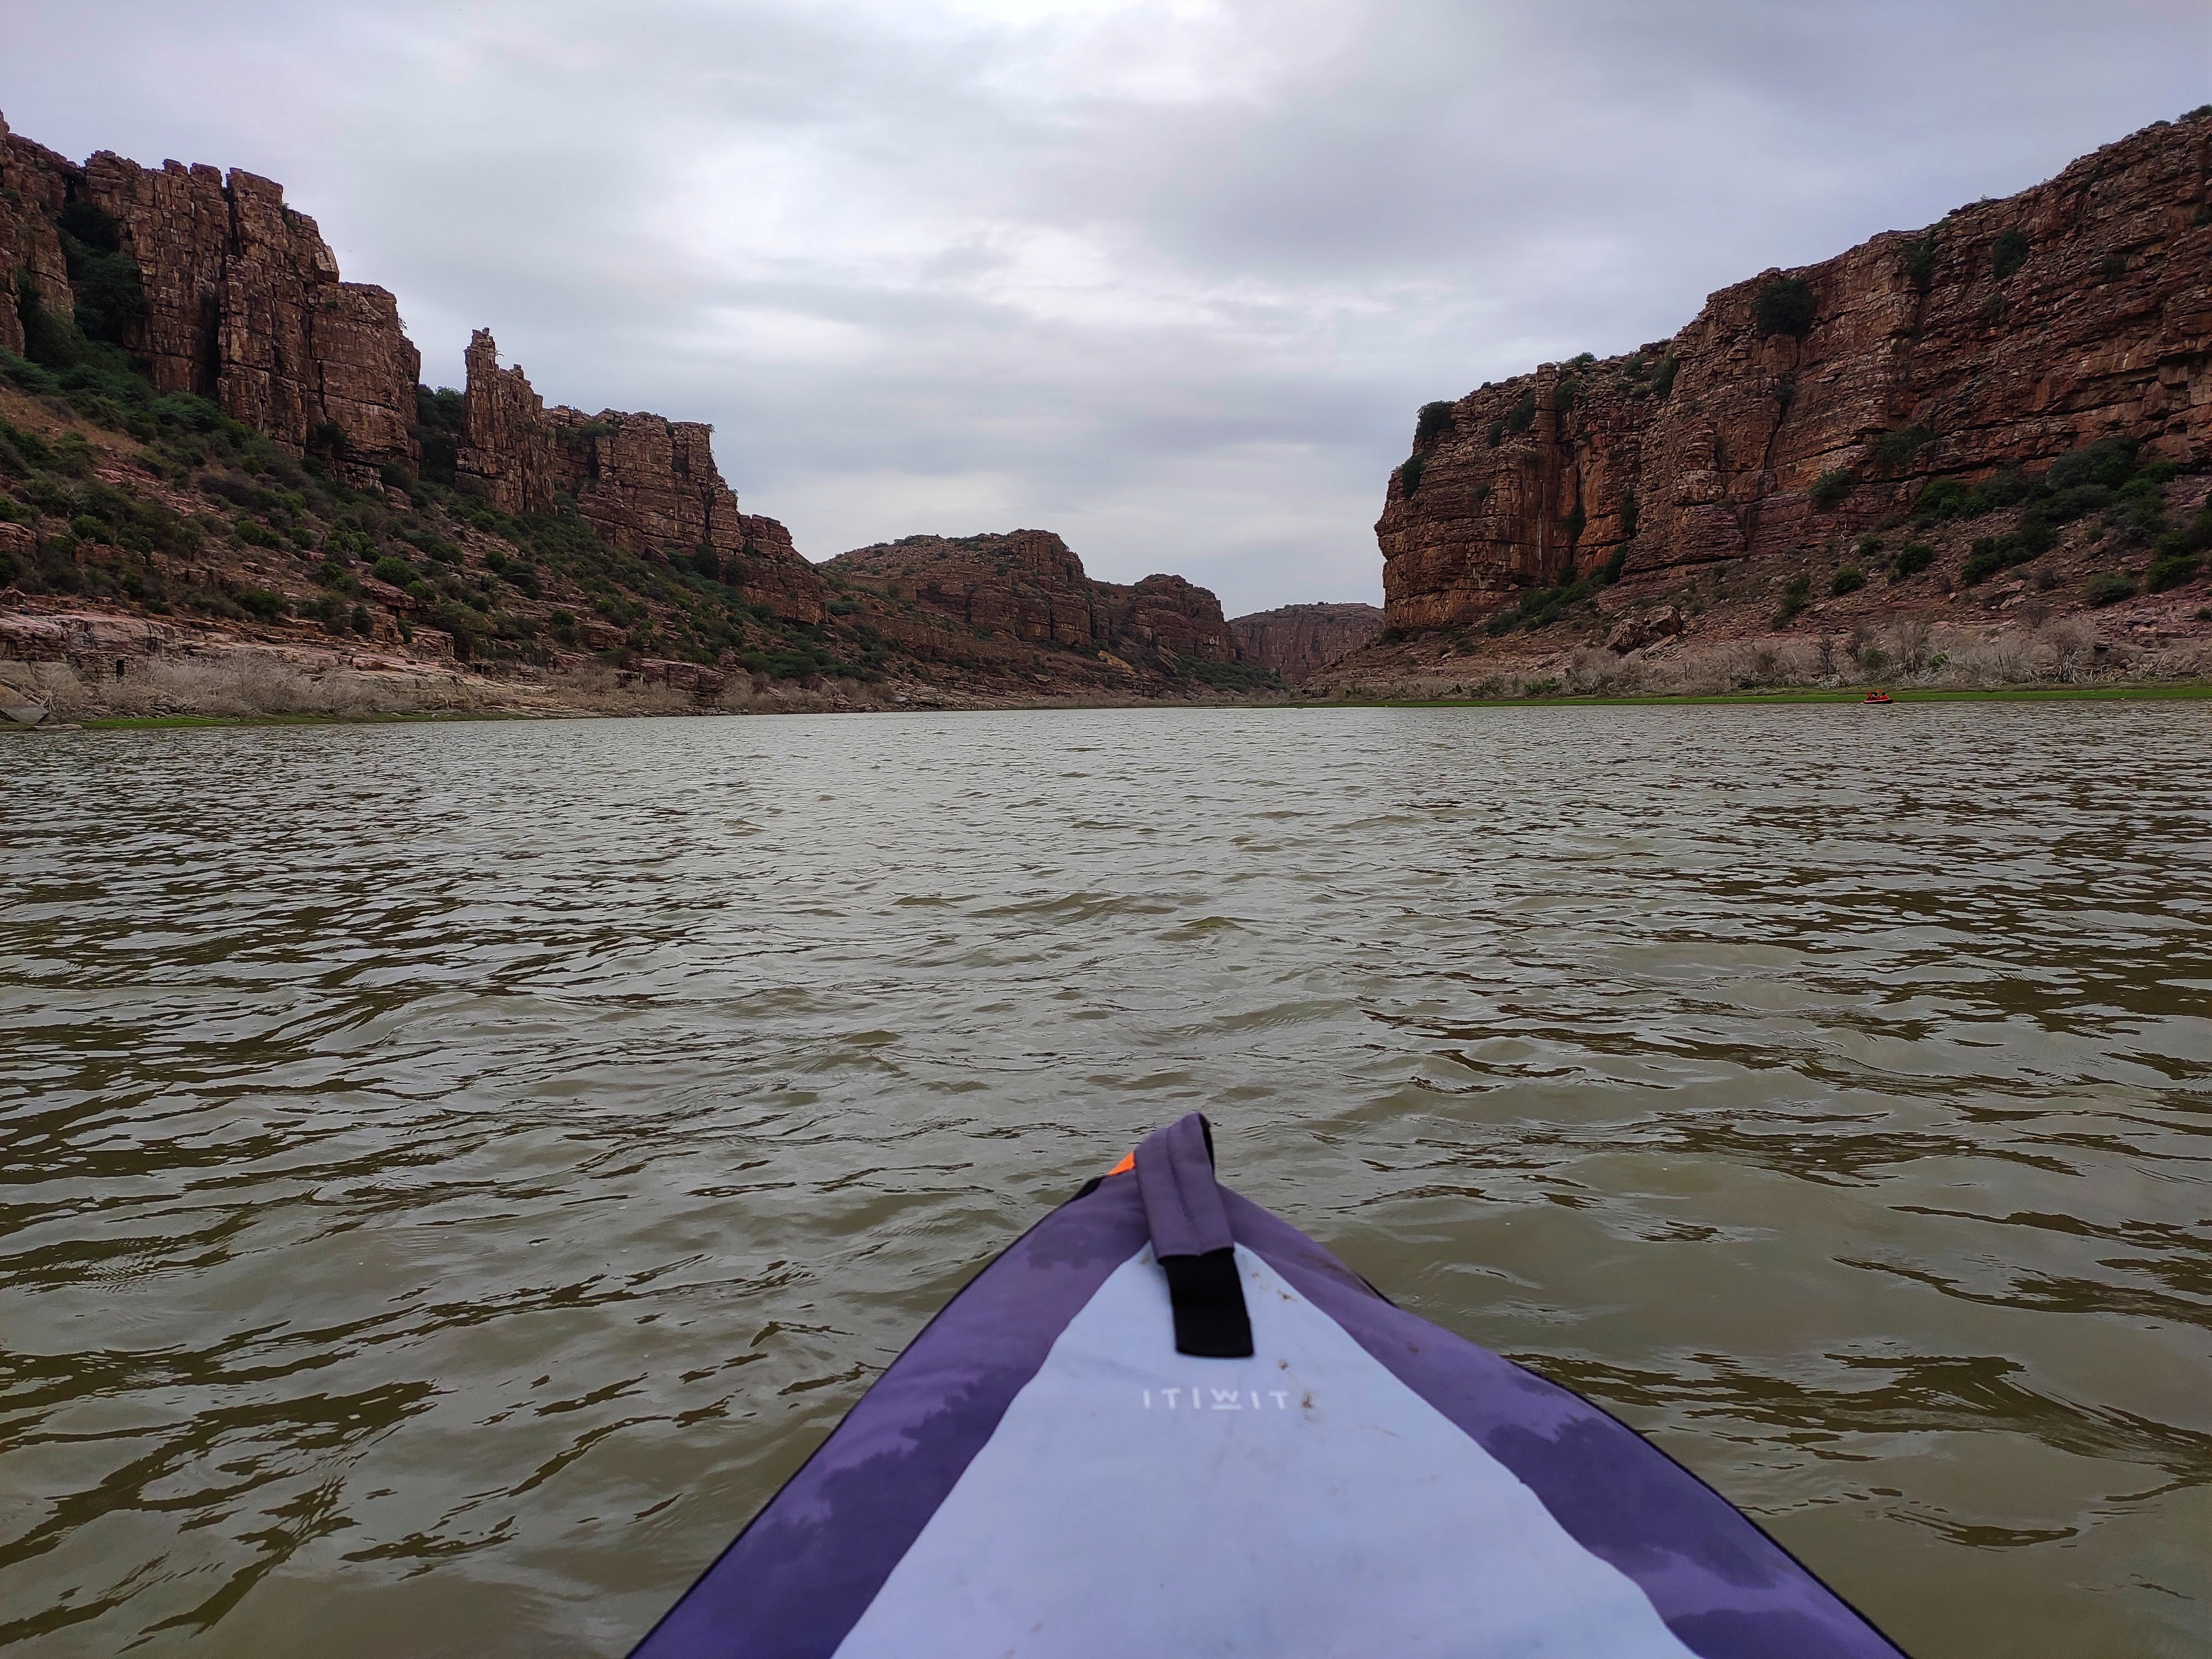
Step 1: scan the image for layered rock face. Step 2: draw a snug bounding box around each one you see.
[1379,113,2212,632]
[454,328,826,623]
[0,111,419,486]
[0,120,74,360]
[823,530,1241,666]
[1230,602,1383,680]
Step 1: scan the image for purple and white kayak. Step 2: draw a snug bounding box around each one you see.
[629,1112,1905,1658]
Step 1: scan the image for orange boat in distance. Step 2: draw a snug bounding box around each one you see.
[1863,689,1894,705]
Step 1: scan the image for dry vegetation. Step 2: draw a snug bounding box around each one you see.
[1317,617,2212,702]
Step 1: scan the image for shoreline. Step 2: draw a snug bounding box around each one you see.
[8,677,2209,733]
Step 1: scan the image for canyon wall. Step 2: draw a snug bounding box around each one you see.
[1,111,419,486]
[2,107,1273,692]
[1230,602,1382,680]
[1378,112,2212,632]
[824,530,1243,669]
[452,328,826,623]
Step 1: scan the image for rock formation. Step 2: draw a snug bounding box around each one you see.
[1,111,419,486]
[0,107,1286,702]
[1376,111,2212,633]
[1230,602,1383,680]
[453,328,826,623]
[823,530,1243,672]
[0,121,73,361]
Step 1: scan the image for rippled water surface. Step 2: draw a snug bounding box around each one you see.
[3,705,2209,1657]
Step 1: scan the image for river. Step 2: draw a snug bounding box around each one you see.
[2,704,2207,1657]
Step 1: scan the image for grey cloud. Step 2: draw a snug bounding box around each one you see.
[6,0,2206,615]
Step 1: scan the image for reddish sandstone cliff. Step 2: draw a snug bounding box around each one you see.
[1230,602,1382,681]
[1377,112,2212,633]
[454,328,826,623]
[822,530,1247,685]
[1,112,419,486]
[0,121,73,361]
[0,107,1271,702]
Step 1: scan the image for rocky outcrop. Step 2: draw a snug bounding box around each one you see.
[1230,602,1383,680]
[2,109,1274,700]
[1603,604,1684,655]
[1,111,420,485]
[1378,111,2212,633]
[824,530,1241,671]
[453,328,826,623]
[456,328,558,512]
[0,118,74,361]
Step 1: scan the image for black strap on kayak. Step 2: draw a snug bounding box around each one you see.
[1134,1112,1254,1358]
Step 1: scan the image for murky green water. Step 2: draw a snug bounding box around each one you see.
[2,705,2208,1657]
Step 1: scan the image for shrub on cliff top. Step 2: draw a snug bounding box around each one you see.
[1503,390,1537,436]
[1752,276,1816,338]
[1903,232,1939,289]
[1414,401,1456,445]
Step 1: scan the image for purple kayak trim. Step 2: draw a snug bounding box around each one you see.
[1223,1191,1906,1659]
[626,1111,1905,1659]
[1134,1112,1233,1259]
[627,1176,1150,1659]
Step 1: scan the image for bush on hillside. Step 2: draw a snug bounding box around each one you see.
[1871,424,1933,472]
[1961,522,2057,583]
[1775,572,1812,624]
[1809,469,1855,510]
[2046,436,2138,491]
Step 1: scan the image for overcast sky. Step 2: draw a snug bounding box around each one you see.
[7,2,2207,613]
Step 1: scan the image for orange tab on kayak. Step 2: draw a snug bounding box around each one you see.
[1107,1150,1135,1176]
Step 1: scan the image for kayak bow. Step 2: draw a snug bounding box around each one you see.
[630,1113,1903,1658]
